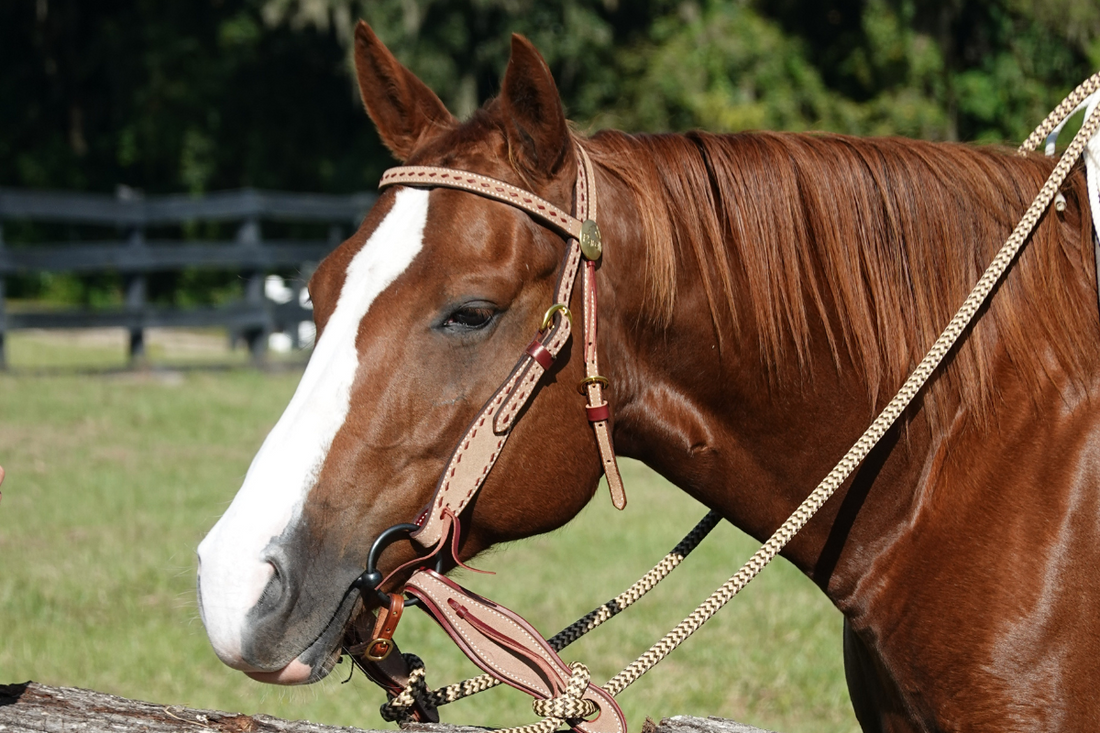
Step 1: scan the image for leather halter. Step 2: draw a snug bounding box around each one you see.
[377,146,626,555]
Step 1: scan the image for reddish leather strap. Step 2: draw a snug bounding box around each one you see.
[366,147,628,732]
[526,339,555,370]
[347,594,404,662]
[346,612,439,723]
[585,403,611,422]
[406,570,626,733]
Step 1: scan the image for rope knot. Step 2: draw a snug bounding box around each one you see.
[379,654,438,724]
[530,662,598,721]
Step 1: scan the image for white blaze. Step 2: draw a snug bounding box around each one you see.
[197,188,430,667]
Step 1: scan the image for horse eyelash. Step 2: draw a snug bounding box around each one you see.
[440,305,498,332]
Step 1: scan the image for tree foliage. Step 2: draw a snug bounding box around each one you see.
[2,0,1097,196]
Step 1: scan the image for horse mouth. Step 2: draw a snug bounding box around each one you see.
[247,588,365,685]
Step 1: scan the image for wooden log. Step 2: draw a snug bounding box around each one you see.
[0,682,775,733]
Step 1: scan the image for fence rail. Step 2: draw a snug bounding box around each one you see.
[0,187,377,368]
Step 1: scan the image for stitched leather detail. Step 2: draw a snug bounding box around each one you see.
[407,571,559,697]
[413,365,525,548]
[380,167,582,240]
[494,247,579,434]
[494,360,544,434]
[406,570,626,733]
[400,143,626,549]
[581,257,626,509]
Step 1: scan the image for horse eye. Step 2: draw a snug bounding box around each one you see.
[442,305,497,331]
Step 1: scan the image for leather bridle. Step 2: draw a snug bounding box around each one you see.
[347,144,630,733]
[356,146,625,582]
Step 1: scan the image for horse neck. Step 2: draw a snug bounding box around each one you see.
[587,135,938,605]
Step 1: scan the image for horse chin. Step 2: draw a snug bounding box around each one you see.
[244,634,345,685]
[241,587,361,686]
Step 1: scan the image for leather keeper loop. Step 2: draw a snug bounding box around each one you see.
[525,339,554,370]
[586,403,611,423]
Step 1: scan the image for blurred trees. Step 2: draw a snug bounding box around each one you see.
[1,0,373,194]
[2,0,1097,196]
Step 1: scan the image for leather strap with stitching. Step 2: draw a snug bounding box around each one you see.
[379,167,582,240]
[379,146,625,551]
[574,146,626,509]
[406,569,626,733]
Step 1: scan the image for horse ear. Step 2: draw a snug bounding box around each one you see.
[353,21,455,161]
[499,34,571,181]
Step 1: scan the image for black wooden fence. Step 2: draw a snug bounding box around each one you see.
[0,187,376,368]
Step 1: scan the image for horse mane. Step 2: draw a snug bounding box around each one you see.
[580,129,1097,424]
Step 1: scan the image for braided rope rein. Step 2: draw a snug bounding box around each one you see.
[380,70,1100,725]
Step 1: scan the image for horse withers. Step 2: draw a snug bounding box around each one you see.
[197,20,1100,732]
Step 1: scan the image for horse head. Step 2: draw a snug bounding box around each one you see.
[196,23,616,684]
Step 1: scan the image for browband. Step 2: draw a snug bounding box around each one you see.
[379,166,583,240]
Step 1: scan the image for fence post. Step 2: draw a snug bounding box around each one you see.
[238,216,267,364]
[124,225,147,366]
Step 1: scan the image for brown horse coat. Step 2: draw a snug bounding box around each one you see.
[197,22,1100,732]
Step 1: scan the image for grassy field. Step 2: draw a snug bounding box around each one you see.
[0,331,859,733]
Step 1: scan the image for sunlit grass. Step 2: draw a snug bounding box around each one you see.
[0,360,857,733]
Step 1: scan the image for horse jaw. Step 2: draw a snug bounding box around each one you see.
[196,188,430,682]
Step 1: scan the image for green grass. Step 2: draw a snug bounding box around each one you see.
[2,327,306,372]
[0,361,858,733]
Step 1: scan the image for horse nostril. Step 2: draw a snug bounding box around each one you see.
[256,558,287,612]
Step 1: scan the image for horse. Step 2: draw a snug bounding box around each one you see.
[196,20,1100,733]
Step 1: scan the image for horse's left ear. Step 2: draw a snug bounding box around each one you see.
[353,21,456,161]
[499,34,571,182]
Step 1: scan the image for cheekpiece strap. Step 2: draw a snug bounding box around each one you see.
[378,147,623,550]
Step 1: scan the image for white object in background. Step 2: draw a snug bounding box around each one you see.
[268,331,293,353]
[265,275,294,304]
[1042,90,1100,242]
[298,321,317,349]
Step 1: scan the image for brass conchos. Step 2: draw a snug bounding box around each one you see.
[579,219,603,260]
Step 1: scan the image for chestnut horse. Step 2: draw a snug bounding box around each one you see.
[197,21,1100,733]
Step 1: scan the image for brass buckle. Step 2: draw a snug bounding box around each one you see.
[576,375,609,395]
[365,638,394,662]
[540,303,573,332]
